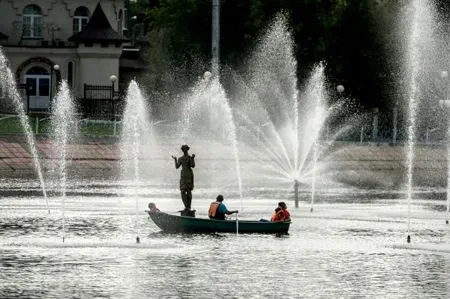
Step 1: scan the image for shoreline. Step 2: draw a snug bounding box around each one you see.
[0,135,447,188]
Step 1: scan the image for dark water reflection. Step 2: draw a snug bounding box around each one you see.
[0,183,449,298]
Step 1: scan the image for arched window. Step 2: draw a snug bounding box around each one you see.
[23,5,42,38]
[73,6,89,34]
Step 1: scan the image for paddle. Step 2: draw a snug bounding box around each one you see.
[236,212,239,236]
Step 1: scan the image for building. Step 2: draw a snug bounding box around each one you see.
[0,0,138,115]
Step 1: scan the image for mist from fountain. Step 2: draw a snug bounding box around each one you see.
[120,80,153,243]
[0,48,49,213]
[50,80,77,242]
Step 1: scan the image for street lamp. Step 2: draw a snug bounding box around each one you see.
[110,74,117,84]
[131,16,137,47]
[26,84,33,112]
[50,64,60,109]
[110,75,117,95]
[110,75,118,119]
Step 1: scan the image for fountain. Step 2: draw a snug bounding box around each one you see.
[229,15,352,209]
[0,47,49,213]
[178,71,243,208]
[1,5,450,298]
[401,0,443,243]
[120,80,154,243]
[50,80,77,242]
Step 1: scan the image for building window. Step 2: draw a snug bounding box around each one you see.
[23,5,42,38]
[73,6,89,34]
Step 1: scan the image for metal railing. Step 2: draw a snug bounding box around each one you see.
[81,84,121,119]
[1,99,450,143]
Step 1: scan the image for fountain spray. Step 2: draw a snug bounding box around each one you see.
[0,48,50,213]
[120,80,152,244]
[403,0,438,243]
[50,80,76,243]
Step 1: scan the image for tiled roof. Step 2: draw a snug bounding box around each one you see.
[68,3,124,43]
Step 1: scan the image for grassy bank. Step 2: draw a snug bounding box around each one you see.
[0,115,119,136]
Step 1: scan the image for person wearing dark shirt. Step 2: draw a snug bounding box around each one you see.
[208,194,238,220]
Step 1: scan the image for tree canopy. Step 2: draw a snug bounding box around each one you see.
[129,0,446,113]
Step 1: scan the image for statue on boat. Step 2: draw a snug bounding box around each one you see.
[171,144,196,217]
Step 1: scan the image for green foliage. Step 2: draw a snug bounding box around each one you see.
[0,116,120,136]
[0,116,24,134]
[0,116,51,134]
[78,123,116,136]
[130,0,411,110]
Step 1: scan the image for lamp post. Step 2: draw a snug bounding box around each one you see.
[393,100,399,145]
[50,64,60,109]
[110,75,117,120]
[440,70,450,225]
[211,0,220,79]
[131,16,137,47]
[26,83,33,113]
[336,85,345,142]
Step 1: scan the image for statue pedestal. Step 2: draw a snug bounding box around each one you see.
[180,209,196,217]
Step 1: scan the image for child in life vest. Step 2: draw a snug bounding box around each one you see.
[271,207,284,222]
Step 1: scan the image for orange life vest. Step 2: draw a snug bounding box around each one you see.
[208,201,221,219]
[281,209,291,221]
[271,210,283,222]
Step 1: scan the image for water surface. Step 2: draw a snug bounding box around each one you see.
[0,181,449,298]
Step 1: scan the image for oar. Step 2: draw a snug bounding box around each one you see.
[236,212,239,236]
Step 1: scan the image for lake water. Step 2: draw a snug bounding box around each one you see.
[0,180,449,299]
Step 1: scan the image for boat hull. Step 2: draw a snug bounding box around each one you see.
[149,212,290,234]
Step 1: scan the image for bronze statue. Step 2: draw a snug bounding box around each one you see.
[172,145,195,211]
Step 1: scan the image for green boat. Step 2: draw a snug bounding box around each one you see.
[148,212,291,234]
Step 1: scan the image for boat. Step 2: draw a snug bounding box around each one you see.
[148,211,290,234]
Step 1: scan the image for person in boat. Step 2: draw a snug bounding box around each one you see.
[147,202,160,213]
[278,202,291,221]
[208,194,238,220]
[271,207,284,222]
[171,145,195,211]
